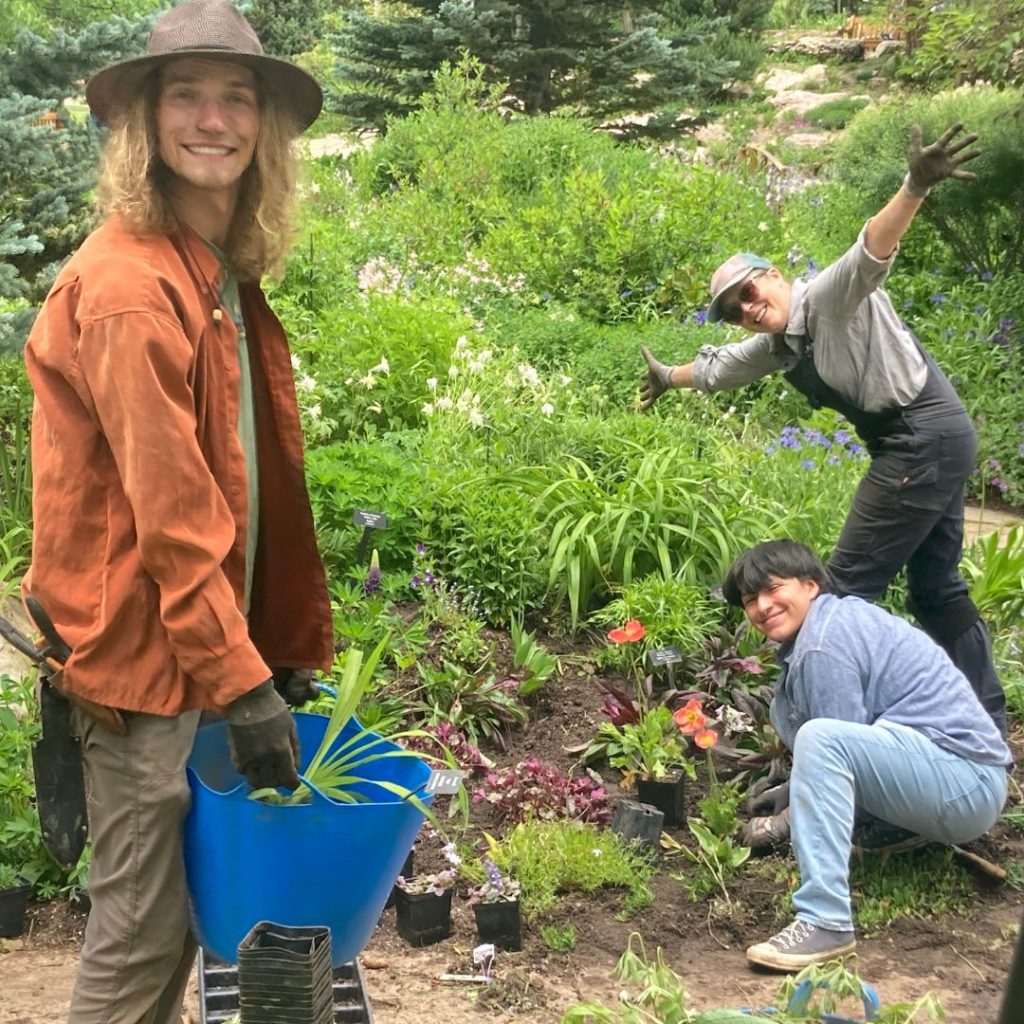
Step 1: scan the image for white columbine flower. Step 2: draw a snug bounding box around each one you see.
[455,335,469,352]
[307,403,322,420]
[559,374,572,386]
[541,402,554,417]
[518,363,541,388]
[373,356,390,375]
[290,353,301,371]
[426,377,438,392]
[436,396,453,411]
[468,408,484,428]
[422,402,435,417]
[359,374,376,389]
[297,374,317,393]
[448,365,459,379]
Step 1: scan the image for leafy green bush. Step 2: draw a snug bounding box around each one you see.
[832,86,1024,275]
[803,96,870,131]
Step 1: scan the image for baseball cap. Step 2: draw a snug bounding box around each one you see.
[706,253,772,323]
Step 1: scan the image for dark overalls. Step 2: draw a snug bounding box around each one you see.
[779,330,1007,736]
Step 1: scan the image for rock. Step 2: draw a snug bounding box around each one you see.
[801,64,828,87]
[760,67,808,94]
[872,39,906,59]
[775,35,865,61]
[786,132,833,149]
[767,89,852,115]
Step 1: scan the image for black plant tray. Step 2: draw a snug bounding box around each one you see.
[198,948,374,1024]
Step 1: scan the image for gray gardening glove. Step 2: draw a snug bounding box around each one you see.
[747,779,791,817]
[639,346,676,410]
[904,122,981,198]
[272,667,319,708]
[741,806,791,851]
[226,679,301,790]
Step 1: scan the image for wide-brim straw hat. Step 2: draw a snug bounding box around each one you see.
[86,0,322,134]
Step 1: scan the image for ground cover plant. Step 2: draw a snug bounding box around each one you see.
[2,15,1024,1022]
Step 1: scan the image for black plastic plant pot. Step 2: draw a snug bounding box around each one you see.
[636,771,685,827]
[237,922,334,1024]
[473,899,522,951]
[611,798,665,852]
[0,880,31,938]
[394,888,452,947]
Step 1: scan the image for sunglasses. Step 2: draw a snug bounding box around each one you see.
[721,269,768,325]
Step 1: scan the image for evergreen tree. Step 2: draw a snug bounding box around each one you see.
[247,0,330,58]
[329,0,747,132]
[0,15,152,352]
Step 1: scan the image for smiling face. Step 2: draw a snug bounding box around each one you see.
[741,575,820,643]
[720,267,792,334]
[155,57,260,211]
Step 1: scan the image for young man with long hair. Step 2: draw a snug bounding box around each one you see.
[23,3,333,1020]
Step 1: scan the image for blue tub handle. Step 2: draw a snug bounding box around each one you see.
[786,977,880,1021]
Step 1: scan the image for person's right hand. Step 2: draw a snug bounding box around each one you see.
[225,679,301,790]
[740,807,791,850]
[639,346,675,410]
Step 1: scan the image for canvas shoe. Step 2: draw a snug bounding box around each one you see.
[746,920,856,971]
[852,816,927,856]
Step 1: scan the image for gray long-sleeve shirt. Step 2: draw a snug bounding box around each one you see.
[770,593,1011,768]
[692,225,929,414]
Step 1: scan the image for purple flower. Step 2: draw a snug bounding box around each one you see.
[765,443,778,455]
[834,430,850,445]
[800,459,815,470]
[987,458,1002,472]
[416,543,426,555]
[364,566,381,597]
[826,454,839,465]
[930,292,946,304]
[980,271,993,282]
[992,477,1010,494]
[780,435,801,449]
[410,575,421,588]
[424,571,435,586]
[695,309,708,326]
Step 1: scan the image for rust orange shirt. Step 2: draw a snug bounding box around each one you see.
[24,216,334,715]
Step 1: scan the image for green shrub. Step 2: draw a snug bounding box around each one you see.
[832,87,1024,276]
[803,96,870,131]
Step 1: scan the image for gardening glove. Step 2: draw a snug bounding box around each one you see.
[272,667,319,707]
[746,779,790,817]
[225,679,301,791]
[904,122,981,198]
[741,806,791,851]
[639,346,676,410]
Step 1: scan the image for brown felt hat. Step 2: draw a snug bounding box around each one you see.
[85,0,322,133]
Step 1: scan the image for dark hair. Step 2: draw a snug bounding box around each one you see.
[721,539,834,607]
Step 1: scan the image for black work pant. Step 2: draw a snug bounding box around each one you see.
[827,417,1007,736]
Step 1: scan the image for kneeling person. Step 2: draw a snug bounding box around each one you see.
[722,540,1010,971]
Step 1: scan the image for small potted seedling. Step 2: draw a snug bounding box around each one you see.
[468,857,522,951]
[0,862,31,938]
[393,839,460,946]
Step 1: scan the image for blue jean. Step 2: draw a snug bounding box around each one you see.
[790,718,1007,932]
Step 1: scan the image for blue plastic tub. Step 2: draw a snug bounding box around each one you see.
[185,712,432,967]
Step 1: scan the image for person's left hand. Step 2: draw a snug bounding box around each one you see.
[906,122,981,196]
[272,668,319,707]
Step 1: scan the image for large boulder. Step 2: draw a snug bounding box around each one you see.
[771,35,865,61]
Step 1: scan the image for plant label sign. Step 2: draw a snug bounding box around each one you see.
[426,769,466,795]
[648,646,682,667]
[352,509,388,529]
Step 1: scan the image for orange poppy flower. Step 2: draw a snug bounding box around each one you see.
[608,619,645,644]
[673,698,706,734]
[694,727,719,749]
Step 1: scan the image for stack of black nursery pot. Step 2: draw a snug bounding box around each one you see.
[236,923,334,1024]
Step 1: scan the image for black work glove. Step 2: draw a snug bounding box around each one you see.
[904,122,981,198]
[225,680,301,790]
[746,779,791,817]
[741,806,791,851]
[639,346,676,411]
[272,667,319,708]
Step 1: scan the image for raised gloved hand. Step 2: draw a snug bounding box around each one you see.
[905,122,981,198]
[746,778,791,817]
[225,679,301,790]
[272,667,319,708]
[639,346,676,410]
[741,806,791,851]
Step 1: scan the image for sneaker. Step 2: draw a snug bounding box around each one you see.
[852,816,927,855]
[746,920,857,971]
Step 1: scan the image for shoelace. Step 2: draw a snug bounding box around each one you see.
[771,920,814,950]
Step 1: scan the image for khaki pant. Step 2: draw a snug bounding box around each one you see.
[69,708,201,1024]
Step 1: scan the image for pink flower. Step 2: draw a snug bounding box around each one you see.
[693,728,719,750]
[673,699,706,735]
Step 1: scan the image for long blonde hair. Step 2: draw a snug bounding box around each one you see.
[95,68,299,281]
